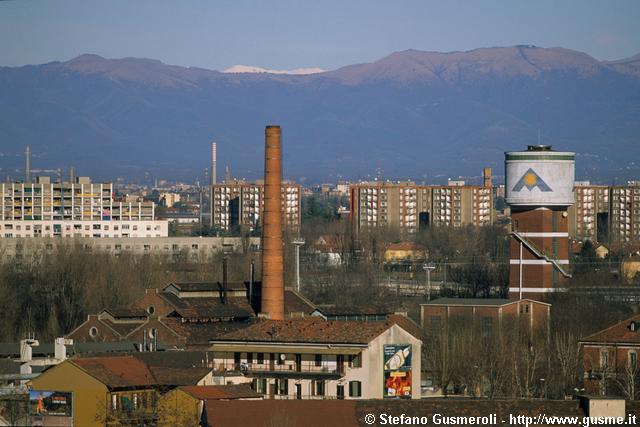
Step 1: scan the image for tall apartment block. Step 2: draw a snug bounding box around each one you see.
[0,177,167,238]
[568,182,610,242]
[211,180,301,232]
[349,169,493,232]
[568,181,640,243]
[609,183,640,242]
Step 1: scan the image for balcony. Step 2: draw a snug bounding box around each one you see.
[217,361,345,379]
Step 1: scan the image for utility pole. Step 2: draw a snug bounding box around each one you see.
[292,238,305,292]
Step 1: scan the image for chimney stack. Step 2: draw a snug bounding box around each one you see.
[211,142,217,186]
[261,125,285,320]
[25,145,30,183]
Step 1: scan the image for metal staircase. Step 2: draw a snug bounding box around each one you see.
[511,230,572,278]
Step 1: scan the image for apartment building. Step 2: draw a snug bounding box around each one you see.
[0,176,167,238]
[211,180,301,232]
[430,183,492,228]
[569,182,610,242]
[568,181,640,243]
[208,316,422,400]
[610,184,640,243]
[349,171,493,232]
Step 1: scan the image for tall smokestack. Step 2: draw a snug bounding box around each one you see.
[211,142,217,186]
[25,145,30,183]
[70,166,76,183]
[261,125,285,320]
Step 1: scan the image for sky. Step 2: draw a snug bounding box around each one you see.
[1,0,639,70]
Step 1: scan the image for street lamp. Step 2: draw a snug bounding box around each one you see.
[423,263,436,301]
[292,238,305,292]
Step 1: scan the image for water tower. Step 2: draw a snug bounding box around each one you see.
[505,145,575,300]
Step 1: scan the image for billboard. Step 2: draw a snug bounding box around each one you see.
[383,344,412,398]
[29,390,73,427]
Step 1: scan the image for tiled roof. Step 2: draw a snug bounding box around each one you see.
[161,318,252,346]
[160,292,254,319]
[580,313,640,344]
[422,297,550,307]
[213,316,420,345]
[204,400,358,427]
[148,366,211,386]
[133,351,212,368]
[69,354,213,389]
[284,289,316,315]
[355,399,586,424]
[167,282,248,292]
[72,356,156,388]
[101,308,147,318]
[204,399,587,427]
[181,384,261,400]
[314,305,390,316]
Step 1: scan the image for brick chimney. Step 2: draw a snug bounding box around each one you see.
[261,126,285,320]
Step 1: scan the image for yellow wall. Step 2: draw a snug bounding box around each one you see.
[623,260,640,282]
[29,361,108,427]
[157,388,201,427]
[384,249,424,262]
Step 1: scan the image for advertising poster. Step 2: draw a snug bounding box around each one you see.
[29,390,73,427]
[383,344,412,398]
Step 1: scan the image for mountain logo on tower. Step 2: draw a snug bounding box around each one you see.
[512,168,552,192]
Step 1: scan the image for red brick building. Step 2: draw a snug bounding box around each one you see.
[580,314,640,397]
[421,298,550,334]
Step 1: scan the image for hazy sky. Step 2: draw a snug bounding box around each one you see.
[1,0,639,70]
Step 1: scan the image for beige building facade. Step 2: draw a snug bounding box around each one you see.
[349,178,492,232]
[211,180,301,232]
[209,318,421,400]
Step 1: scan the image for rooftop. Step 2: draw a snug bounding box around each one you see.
[212,315,420,345]
[181,384,261,400]
[581,313,640,344]
[421,298,550,307]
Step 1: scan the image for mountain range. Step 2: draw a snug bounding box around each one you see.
[0,45,639,184]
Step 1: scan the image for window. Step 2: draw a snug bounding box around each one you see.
[111,394,118,411]
[89,326,98,337]
[315,354,322,367]
[257,353,264,364]
[253,378,267,393]
[234,352,241,367]
[277,353,285,365]
[93,224,101,230]
[349,353,362,368]
[247,352,253,364]
[314,380,325,396]
[349,381,362,398]
[277,378,288,395]
[630,352,638,368]
[147,305,155,315]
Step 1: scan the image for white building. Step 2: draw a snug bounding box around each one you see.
[0,177,167,238]
[208,316,422,400]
